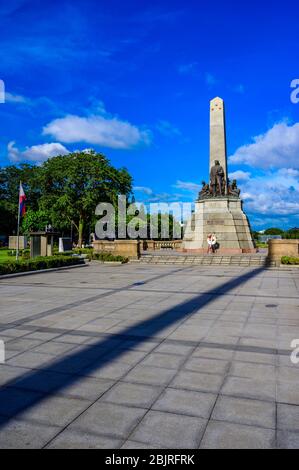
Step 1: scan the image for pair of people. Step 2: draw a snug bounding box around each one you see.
[207,234,217,254]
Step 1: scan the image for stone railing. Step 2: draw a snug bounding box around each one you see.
[143,240,183,252]
[268,239,299,266]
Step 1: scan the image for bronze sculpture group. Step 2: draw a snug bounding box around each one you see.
[199,160,241,200]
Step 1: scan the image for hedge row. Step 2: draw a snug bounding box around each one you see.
[71,248,127,263]
[281,256,299,265]
[92,252,128,263]
[0,256,85,275]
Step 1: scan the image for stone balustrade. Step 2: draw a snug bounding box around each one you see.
[143,240,183,252]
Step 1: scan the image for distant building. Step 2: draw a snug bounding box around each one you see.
[259,235,282,243]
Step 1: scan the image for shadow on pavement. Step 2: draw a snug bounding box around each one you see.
[0,265,266,427]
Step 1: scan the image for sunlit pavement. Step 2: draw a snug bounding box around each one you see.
[0,262,298,449]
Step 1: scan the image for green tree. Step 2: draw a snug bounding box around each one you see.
[264,228,285,236]
[38,151,132,246]
[22,209,51,234]
[0,163,40,236]
[252,231,260,241]
[284,228,299,240]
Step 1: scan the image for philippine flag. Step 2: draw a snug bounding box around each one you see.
[19,183,26,218]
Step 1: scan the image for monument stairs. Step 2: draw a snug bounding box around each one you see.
[131,253,274,267]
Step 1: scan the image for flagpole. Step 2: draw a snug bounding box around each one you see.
[16,181,21,261]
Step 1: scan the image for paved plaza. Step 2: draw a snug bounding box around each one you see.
[0,262,299,449]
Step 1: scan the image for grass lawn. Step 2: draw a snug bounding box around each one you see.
[0,250,13,263]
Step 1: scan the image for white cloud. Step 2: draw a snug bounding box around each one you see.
[175,180,201,192]
[43,113,151,149]
[5,92,30,104]
[250,216,291,228]
[133,186,185,204]
[277,168,299,178]
[229,170,251,181]
[156,120,182,138]
[8,141,69,164]
[0,80,5,103]
[229,122,299,169]
[134,186,154,195]
[237,168,299,217]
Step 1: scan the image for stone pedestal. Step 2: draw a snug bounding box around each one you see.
[183,197,256,254]
[268,239,299,266]
[9,236,28,250]
[30,232,58,258]
[93,240,141,260]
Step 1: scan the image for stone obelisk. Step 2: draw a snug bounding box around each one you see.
[210,97,228,186]
[183,97,256,254]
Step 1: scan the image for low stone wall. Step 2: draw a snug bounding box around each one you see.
[93,240,141,260]
[268,240,299,266]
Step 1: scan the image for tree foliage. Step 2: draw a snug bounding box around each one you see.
[264,228,285,236]
[0,151,132,246]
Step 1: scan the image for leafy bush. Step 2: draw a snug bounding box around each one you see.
[281,256,299,265]
[72,248,127,263]
[52,250,74,257]
[45,247,128,263]
[0,256,85,276]
[8,249,30,259]
[73,248,94,256]
[92,252,128,263]
[255,242,268,249]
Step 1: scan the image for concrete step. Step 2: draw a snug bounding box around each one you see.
[133,254,271,267]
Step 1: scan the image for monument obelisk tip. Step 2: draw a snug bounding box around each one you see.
[209,97,228,187]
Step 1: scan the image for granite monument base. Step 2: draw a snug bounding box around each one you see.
[183,197,256,254]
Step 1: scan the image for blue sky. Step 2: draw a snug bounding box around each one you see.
[1,0,299,229]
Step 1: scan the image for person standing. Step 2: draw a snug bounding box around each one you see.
[207,234,213,254]
[211,234,217,253]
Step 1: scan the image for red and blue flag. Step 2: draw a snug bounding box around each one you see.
[19,183,26,218]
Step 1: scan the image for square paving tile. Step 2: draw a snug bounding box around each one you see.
[130,411,207,449]
[277,404,299,431]
[192,347,234,361]
[7,351,55,369]
[229,362,276,381]
[152,388,217,419]
[0,417,60,449]
[46,429,122,449]
[18,395,91,427]
[184,357,229,375]
[277,430,299,449]
[171,371,223,394]
[221,376,276,402]
[123,365,176,386]
[6,338,44,352]
[81,361,134,380]
[200,421,275,449]
[0,387,42,417]
[277,383,299,406]
[101,382,162,408]
[154,343,194,356]
[140,353,185,370]
[212,396,275,429]
[69,402,147,439]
